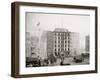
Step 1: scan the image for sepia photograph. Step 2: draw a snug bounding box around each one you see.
[11,2,97,77]
[25,12,90,67]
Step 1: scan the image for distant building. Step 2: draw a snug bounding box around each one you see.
[26,32,39,57]
[26,32,31,57]
[39,31,48,59]
[47,31,54,57]
[69,32,80,56]
[85,35,90,53]
[30,36,39,55]
[26,31,48,59]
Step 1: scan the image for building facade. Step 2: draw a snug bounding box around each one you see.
[47,31,54,57]
[53,28,70,57]
[47,28,80,58]
[85,35,90,53]
[69,32,80,56]
[26,32,31,57]
[26,32,39,57]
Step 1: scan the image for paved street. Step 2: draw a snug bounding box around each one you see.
[53,57,89,66]
[63,57,89,65]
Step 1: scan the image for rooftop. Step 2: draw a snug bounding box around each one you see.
[54,28,68,32]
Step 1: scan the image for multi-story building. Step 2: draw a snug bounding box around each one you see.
[85,35,90,53]
[47,31,54,57]
[39,31,48,59]
[69,32,80,56]
[30,36,39,55]
[46,28,80,58]
[53,28,70,57]
[26,32,31,57]
[26,32,39,58]
[26,31,48,59]
[47,28,70,58]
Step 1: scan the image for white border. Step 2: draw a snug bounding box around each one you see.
[19,6,95,74]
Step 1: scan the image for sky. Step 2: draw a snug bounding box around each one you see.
[26,12,90,36]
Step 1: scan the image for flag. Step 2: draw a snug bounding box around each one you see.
[37,22,40,26]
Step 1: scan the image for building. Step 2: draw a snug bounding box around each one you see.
[26,32,32,57]
[69,32,80,56]
[26,31,49,59]
[26,28,80,59]
[46,28,80,58]
[30,31,48,59]
[47,31,54,57]
[26,32,39,58]
[46,28,70,58]
[30,36,39,55]
[53,28,70,57]
[39,31,48,59]
[85,35,90,53]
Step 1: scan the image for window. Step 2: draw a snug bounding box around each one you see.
[58,40,60,43]
[58,48,60,51]
[55,52,57,56]
[61,45,63,47]
[61,41,63,43]
[58,37,60,39]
